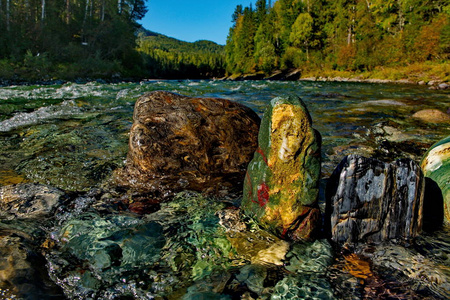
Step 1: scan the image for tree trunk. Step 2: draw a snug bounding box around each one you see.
[65,0,70,24]
[101,0,105,21]
[25,0,29,21]
[347,25,352,45]
[6,0,10,31]
[41,0,46,22]
[84,0,89,24]
[118,0,122,14]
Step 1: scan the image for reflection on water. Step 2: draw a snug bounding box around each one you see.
[0,80,449,299]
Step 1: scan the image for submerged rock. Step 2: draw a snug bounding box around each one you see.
[421,135,450,224]
[0,183,67,219]
[326,155,424,246]
[114,91,260,197]
[241,96,321,241]
[412,109,450,123]
[0,230,64,299]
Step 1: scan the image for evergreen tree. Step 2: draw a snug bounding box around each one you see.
[225,0,449,76]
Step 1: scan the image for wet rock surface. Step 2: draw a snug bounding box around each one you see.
[1,82,450,299]
[241,96,321,241]
[412,109,450,123]
[421,135,450,224]
[114,91,260,198]
[326,155,424,246]
[0,183,67,219]
[0,228,64,299]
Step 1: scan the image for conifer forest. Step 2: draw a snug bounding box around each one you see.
[0,0,448,81]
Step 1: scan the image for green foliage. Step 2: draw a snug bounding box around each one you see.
[137,31,225,79]
[0,0,147,80]
[225,0,450,76]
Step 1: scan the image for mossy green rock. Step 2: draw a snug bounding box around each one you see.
[421,135,450,224]
[241,96,321,241]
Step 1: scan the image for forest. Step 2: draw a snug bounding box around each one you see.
[136,30,225,79]
[0,0,149,81]
[0,0,448,82]
[0,0,224,81]
[225,0,450,81]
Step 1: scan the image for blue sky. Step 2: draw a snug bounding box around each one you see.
[139,1,256,45]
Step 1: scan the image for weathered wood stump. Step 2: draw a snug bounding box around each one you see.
[114,91,260,198]
[326,155,424,246]
[241,96,321,241]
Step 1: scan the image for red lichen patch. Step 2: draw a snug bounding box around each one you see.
[256,147,269,166]
[256,183,270,207]
[128,199,161,215]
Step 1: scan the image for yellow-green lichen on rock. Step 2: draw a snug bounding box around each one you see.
[241,96,321,241]
[421,135,450,224]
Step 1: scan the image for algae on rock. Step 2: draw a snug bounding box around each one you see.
[241,96,321,241]
[421,135,450,224]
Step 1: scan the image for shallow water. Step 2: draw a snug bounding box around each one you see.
[0,80,449,299]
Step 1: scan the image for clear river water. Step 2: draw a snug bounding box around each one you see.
[0,80,449,299]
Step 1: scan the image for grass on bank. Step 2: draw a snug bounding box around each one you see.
[301,61,450,83]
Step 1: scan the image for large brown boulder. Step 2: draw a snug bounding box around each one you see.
[114,91,260,197]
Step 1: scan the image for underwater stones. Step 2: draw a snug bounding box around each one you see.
[326,155,424,246]
[0,183,66,219]
[241,96,321,241]
[284,240,334,274]
[421,135,450,224]
[114,91,260,197]
[216,208,247,232]
[412,109,450,123]
[226,229,290,266]
[0,232,64,299]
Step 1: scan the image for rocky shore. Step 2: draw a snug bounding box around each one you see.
[226,68,450,90]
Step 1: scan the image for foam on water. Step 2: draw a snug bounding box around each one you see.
[0,100,84,132]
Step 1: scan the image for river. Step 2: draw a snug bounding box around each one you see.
[0,80,449,299]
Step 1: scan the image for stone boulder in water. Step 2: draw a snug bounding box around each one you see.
[412,109,450,123]
[326,155,424,246]
[0,231,64,298]
[241,96,321,241]
[421,135,450,224]
[114,91,260,197]
[0,183,67,219]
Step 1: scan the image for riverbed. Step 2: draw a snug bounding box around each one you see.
[0,80,449,299]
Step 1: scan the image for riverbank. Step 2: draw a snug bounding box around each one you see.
[227,62,450,89]
[1,61,449,89]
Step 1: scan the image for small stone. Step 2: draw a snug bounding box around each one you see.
[0,232,64,298]
[412,109,450,123]
[241,96,321,241]
[216,208,247,232]
[252,240,290,265]
[0,183,66,219]
[227,228,288,264]
[438,83,449,90]
[326,155,424,246]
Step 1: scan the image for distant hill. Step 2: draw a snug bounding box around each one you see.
[137,29,226,79]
